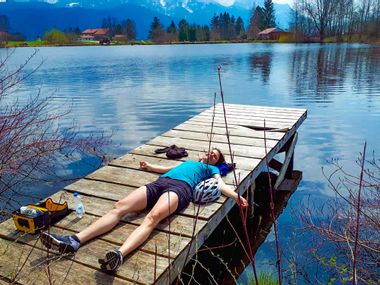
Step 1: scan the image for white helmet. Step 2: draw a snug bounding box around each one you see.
[193,178,221,204]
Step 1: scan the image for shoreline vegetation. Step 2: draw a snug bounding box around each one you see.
[2,36,380,49]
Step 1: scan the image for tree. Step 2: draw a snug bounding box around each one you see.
[166,21,177,42]
[210,12,237,40]
[115,23,123,35]
[235,16,246,39]
[188,25,197,42]
[125,19,136,40]
[148,17,164,42]
[0,50,107,210]
[248,6,265,39]
[262,0,276,28]
[178,19,189,41]
[43,28,69,44]
[291,0,380,42]
[295,0,336,41]
[101,16,117,37]
[119,19,136,40]
[74,26,81,35]
[0,15,10,32]
[196,25,210,41]
[210,14,221,40]
[167,21,177,34]
[297,146,380,284]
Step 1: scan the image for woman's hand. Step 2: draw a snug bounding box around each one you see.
[139,161,151,171]
[236,196,248,208]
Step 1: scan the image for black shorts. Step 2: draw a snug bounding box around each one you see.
[145,177,192,213]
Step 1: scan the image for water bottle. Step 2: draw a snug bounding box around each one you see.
[73,192,85,218]
[20,206,43,218]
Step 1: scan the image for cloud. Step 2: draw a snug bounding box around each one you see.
[212,0,235,7]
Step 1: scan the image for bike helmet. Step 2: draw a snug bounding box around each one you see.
[193,178,221,204]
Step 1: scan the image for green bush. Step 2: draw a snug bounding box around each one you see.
[43,28,69,44]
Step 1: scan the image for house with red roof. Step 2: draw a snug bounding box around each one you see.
[0,31,10,43]
[258,27,289,40]
[80,28,110,42]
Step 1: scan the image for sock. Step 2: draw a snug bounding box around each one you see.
[116,250,124,263]
[69,235,81,250]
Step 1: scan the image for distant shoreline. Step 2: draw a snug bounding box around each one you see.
[2,38,379,48]
[1,40,274,48]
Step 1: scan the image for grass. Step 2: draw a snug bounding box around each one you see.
[3,35,379,49]
[244,272,279,285]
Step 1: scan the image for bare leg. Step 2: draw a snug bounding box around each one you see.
[118,191,179,256]
[76,186,148,244]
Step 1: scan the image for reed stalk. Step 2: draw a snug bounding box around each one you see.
[352,142,366,284]
[217,66,259,285]
[263,119,282,284]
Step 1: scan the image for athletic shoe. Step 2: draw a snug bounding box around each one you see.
[98,250,123,272]
[40,232,80,254]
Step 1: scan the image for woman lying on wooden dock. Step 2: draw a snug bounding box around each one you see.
[40,148,248,273]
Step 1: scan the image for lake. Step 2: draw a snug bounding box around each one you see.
[2,43,380,280]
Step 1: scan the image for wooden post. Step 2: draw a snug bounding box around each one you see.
[274,132,298,190]
[249,181,256,219]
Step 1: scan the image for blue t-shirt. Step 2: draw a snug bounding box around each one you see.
[161,161,220,189]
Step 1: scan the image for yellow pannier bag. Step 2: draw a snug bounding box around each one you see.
[13,198,69,234]
[12,205,49,234]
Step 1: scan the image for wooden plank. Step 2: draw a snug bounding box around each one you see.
[0,279,9,285]
[146,136,270,159]
[49,191,207,237]
[0,238,132,285]
[206,108,306,120]
[129,145,262,172]
[161,129,278,148]
[205,106,306,116]
[108,153,252,181]
[0,215,190,260]
[218,103,307,114]
[86,165,249,190]
[0,223,171,284]
[87,166,160,187]
[50,187,225,223]
[182,120,290,134]
[1,227,170,285]
[66,176,227,204]
[196,111,300,123]
[54,213,190,258]
[110,155,182,172]
[174,122,285,140]
[188,117,293,129]
[65,179,136,201]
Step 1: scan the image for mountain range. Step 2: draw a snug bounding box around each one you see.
[1,0,293,40]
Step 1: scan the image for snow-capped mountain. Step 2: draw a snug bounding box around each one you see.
[2,0,292,39]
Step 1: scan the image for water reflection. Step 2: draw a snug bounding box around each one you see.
[1,43,379,207]
[250,52,273,83]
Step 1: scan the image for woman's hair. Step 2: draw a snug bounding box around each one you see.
[213,148,225,165]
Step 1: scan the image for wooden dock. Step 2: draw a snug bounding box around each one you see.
[0,103,307,284]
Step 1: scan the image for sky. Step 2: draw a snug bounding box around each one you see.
[274,0,292,4]
[214,0,293,6]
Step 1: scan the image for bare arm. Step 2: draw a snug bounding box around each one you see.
[139,161,175,174]
[214,174,248,208]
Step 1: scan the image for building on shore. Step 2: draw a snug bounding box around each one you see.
[0,31,10,43]
[258,27,289,40]
[113,34,128,42]
[80,28,109,42]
